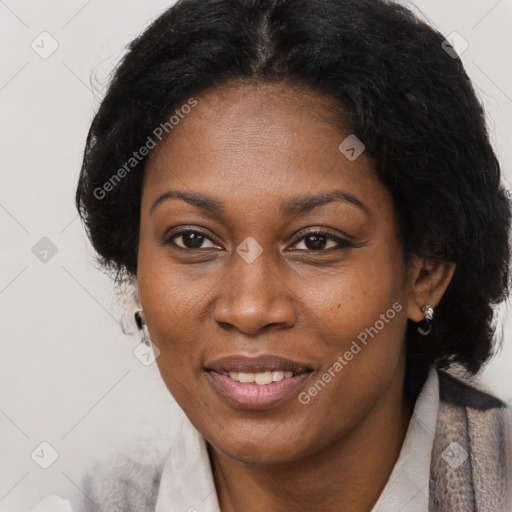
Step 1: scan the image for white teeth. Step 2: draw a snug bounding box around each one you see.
[272,370,284,381]
[238,372,255,383]
[255,371,273,385]
[227,370,295,384]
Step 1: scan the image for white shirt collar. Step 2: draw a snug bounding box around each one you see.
[370,365,439,512]
[155,366,439,512]
[155,416,221,512]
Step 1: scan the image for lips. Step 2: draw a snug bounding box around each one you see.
[204,355,313,409]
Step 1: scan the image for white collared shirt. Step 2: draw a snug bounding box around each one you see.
[155,366,439,512]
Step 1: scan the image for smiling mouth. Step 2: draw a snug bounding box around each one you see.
[204,355,314,409]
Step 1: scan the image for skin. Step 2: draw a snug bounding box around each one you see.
[137,81,455,512]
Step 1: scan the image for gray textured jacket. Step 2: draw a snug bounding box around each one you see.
[77,370,512,511]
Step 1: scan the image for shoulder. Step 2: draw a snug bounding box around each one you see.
[29,453,167,512]
[430,369,512,510]
[76,445,169,512]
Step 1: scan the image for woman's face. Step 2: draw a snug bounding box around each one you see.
[138,82,418,464]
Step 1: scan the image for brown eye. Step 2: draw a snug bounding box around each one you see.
[164,230,219,250]
[290,231,354,252]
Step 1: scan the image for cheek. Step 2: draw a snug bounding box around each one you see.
[139,271,207,408]
[136,243,205,377]
[137,228,208,332]
[296,251,409,413]
[305,250,406,342]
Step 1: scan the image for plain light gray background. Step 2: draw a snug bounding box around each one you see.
[1,0,511,510]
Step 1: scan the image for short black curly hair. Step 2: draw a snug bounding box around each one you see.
[76,0,511,388]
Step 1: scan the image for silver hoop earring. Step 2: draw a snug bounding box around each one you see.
[134,310,151,346]
[417,301,434,336]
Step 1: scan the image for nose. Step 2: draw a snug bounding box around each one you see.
[212,247,297,336]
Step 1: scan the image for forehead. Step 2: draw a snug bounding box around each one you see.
[148,81,349,157]
[142,81,390,218]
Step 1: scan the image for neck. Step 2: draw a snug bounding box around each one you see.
[210,380,413,512]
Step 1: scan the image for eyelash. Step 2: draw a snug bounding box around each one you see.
[161,228,355,252]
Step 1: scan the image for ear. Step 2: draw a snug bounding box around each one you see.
[406,256,456,322]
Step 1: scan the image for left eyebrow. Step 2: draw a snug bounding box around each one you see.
[149,189,369,218]
[279,190,369,217]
